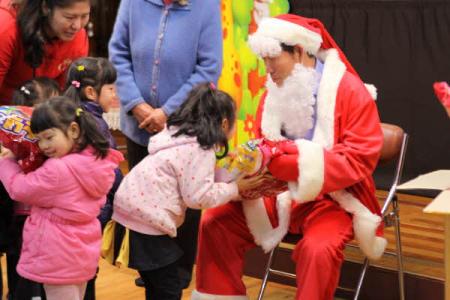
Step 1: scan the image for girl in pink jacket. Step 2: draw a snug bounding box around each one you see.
[0,96,123,300]
[112,83,265,299]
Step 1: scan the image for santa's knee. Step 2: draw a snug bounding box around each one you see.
[198,206,232,238]
[293,237,343,263]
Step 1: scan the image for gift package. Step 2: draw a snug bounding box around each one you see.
[0,106,45,172]
[215,139,288,200]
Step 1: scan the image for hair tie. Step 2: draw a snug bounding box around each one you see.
[20,86,31,95]
[209,82,216,90]
[76,65,85,72]
[75,108,83,117]
[71,80,81,88]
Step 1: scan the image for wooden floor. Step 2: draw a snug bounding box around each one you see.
[1,256,298,299]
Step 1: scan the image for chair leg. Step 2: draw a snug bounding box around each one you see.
[353,258,370,300]
[257,248,276,300]
[393,199,406,300]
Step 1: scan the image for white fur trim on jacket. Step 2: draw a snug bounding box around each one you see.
[191,290,249,300]
[330,190,387,260]
[364,84,378,100]
[313,49,345,149]
[289,139,324,202]
[260,92,285,142]
[248,18,322,57]
[242,192,292,253]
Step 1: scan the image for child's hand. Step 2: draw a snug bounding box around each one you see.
[236,173,270,199]
[0,145,15,159]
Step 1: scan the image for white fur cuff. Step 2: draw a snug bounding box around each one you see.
[289,139,324,202]
[330,190,387,260]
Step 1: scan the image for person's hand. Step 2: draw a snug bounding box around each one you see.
[0,145,15,159]
[131,103,154,125]
[236,173,270,199]
[138,108,167,134]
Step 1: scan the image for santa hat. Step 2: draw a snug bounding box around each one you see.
[248,14,377,99]
[249,14,359,78]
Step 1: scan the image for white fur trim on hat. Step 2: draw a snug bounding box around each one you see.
[191,290,249,300]
[288,139,324,202]
[242,192,292,253]
[248,35,283,58]
[249,17,322,57]
[330,190,387,260]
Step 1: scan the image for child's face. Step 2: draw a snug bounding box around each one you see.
[36,123,79,158]
[97,84,117,113]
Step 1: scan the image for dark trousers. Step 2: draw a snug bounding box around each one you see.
[6,217,45,300]
[139,261,181,300]
[126,137,201,289]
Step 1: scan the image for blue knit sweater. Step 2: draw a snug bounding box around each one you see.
[109,0,223,146]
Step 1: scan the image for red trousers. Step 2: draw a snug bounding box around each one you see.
[195,198,353,300]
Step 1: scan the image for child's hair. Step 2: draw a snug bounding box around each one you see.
[167,83,236,158]
[64,57,117,105]
[12,77,60,107]
[31,96,110,158]
[17,0,92,69]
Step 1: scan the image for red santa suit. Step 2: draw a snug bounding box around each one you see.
[193,14,384,300]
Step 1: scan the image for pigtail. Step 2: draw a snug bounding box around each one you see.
[167,83,236,158]
[64,57,117,105]
[12,77,60,107]
[12,84,36,106]
[75,108,110,158]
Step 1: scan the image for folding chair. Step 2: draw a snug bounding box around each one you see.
[257,123,409,300]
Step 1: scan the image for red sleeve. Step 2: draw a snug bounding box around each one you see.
[321,77,383,194]
[0,7,17,91]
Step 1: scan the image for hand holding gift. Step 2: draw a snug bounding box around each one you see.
[215,139,296,200]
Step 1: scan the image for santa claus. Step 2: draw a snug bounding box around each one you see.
[192,14,384,300]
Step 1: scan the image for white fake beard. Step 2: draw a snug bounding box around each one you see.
[264,63,319,140]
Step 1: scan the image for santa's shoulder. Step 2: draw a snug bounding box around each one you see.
[336,71,376,104]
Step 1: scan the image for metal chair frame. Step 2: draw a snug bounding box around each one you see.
[257,131,409,300]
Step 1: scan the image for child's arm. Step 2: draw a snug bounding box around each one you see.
[178,151,239,209]
[0,157,60,207]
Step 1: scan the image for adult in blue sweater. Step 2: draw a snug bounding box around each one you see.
[108,0,223,297]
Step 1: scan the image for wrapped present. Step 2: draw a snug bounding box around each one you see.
[0,106,45,172]
[215,139,288,200]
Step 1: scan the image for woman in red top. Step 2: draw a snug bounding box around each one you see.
[0,0,91,105]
